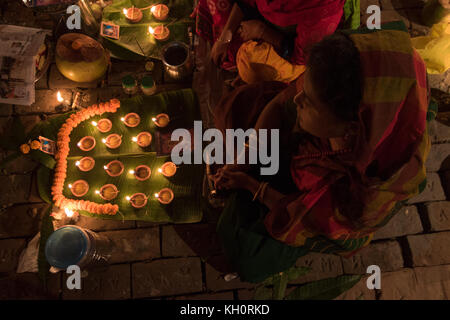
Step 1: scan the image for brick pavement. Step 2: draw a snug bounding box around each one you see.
[0,0,450,300]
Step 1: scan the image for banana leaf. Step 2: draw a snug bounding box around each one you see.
[285,275,363,300]
[102,0,194,60]
[37,165,53,204]
[60,89,204,223]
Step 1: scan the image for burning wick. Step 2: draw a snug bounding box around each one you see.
[126,196,131,201]
[57,91,64,103]
[68,184,73,189]
[120,117,125,122]
[154,193,159,198]
[129,169,135,174]
[95,190,100,194]
[132,137,138,142]
[64,208,74,218]
[75,161,80,167]
[92,121,98,127]
[102,138,107,144]
[158,168,162,173]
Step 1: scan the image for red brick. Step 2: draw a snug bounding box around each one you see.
[334,276,377,300]
[132,257,202,298]
[380,0,425,10]
[293,252,343,284]
[0,273,60,300]
[379,265,450,299]
[425,202,450,232]
[407,232,450,266]
[0,238,27,273]
[0,204,48,239]
[62,264,131,300]
[162,223,222,257]
[100,228,160,264]
[342,241,404,274]
[425,143,450,172]
[75,215,136,232]
[15,89,73,115]
[407,173,446,204]
[372,206,422,240]
[205,255,254,292]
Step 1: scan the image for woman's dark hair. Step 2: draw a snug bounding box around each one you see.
[306,32,362,122]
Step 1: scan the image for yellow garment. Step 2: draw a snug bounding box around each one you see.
[236,41,306,84]
[412,20,450,74]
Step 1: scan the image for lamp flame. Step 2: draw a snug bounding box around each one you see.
[64,208,74,218]
[154,193,159,198]
[126,196,131,201]
[123,8,128,15]
[102,138,107,144]
[121,117,125,122]
[75,161,80,166]
[68,184,72,189]
[151,6,156,13]
[158,168,162,173]
[132,137,138,142]
[129,170,135,174]
[95,190,100,194]
[57,91,63,103]
[103,165,108,170]
[91,121,98,126]
[149,26,154,34]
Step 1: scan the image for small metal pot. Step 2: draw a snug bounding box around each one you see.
[161,41,192,80]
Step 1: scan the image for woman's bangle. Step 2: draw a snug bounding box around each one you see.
[259,182,269,202]
[252,182,264,201]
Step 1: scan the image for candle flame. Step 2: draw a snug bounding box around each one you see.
[57,91,63,103]
[149,26,154,34]
[154,193,159,198]
[102,138,107,143]
[123,8,127,15]
[126,196,131,201]
[75,161,80,166]
[151,6,156,13]
[121,117,125,122]
[129,170,135,174]
[152,117,157,122]
[95,190,100,194]
[158,168,162,173]
[77,142,81,147]
[68,184,72,189]
[132,137,138,142]
[91,121,97,126]
[64,208,74,218]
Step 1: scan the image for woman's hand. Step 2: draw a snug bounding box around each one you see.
[238,20,266,41]
[211,39,229,66]
[214,168,253,191]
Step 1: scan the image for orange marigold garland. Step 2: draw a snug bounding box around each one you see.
[51,99,121,216]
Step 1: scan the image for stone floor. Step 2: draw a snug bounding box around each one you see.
[1,0,450,300]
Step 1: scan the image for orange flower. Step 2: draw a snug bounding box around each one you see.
[20,144,30,154]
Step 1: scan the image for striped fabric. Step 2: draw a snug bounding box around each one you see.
[264,28,431,257]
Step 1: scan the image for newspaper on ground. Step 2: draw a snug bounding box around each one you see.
[0,25,50,105]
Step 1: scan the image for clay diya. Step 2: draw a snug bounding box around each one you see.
[92,119,112,133]
[151,4,169,21]
[104,160,124,177]
[102,134,122,149]
[130,165,151,181]
[123,7,143,23]
[121,113,141,127]
[77,136,96,151]
[152,113,170,127]
[68,180,89,197]
[96,184,119,201]
[127,193,148,208]
[149,26,170,41]
[158,161,177,177]
[155,188,174,204]
[75,157,95,172]
[132,131,152,147]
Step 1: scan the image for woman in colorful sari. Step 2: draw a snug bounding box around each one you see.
[212,24,432,283]
[195,0,359,84]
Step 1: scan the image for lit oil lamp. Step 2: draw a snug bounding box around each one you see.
[97,184,119,201]
[129,165,151,181]
[132,131,152,148]
[121,113,141,127]
[92,119,112,133]
[104,160,124,177]
[152,113,170,127]
[149,25,170,41]
[126,193,148,208]
[155,188,174,204]
[68,180,89,197]
[151,4,169,21]
[77,136,96,151]
[158,161,177,177]
[75,157,95,172]
[123,6,143,23]
[102,133,122,149]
